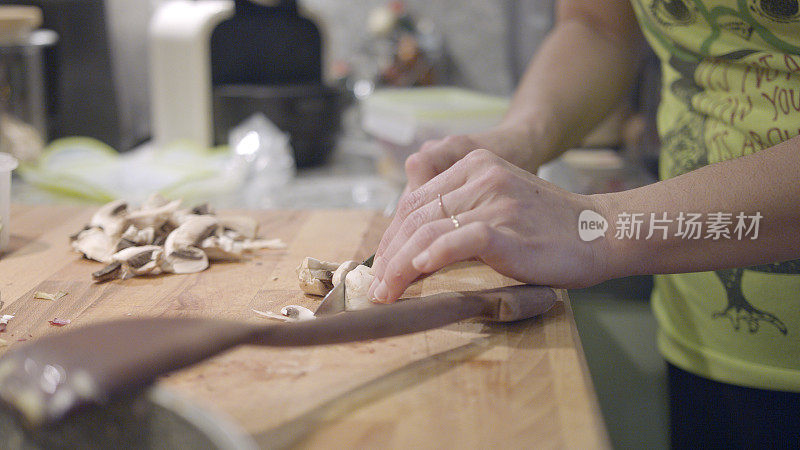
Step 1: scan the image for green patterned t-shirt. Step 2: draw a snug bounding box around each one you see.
[630,0,800,391]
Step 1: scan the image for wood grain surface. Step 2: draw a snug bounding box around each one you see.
[0,204,608,449]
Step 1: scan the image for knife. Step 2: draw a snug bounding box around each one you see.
[0,278,555,428]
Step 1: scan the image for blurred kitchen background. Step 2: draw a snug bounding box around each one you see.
[1,0,660,207]
[0,1,667,447]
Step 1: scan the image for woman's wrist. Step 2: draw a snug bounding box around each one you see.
[588,191,638,281]
[477,108,559,172]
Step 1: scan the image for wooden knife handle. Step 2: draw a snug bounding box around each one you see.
[467,284,558,322]
[250,285,558,347]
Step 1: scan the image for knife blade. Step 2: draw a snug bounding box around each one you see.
[314,254,375,317]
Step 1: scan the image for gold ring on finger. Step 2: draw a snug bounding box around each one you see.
[450,215,460,229]
[437,193,448,217]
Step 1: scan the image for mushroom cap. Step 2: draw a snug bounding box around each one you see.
[344,265,376,311]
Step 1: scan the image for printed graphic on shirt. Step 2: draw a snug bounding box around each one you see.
[632,0,800,335]
[714,261,800,335]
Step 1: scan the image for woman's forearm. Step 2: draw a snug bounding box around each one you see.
[395,1,645,194]
[598,135,800,278]
[500,0,645,170]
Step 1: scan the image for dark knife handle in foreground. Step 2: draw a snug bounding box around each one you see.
[0,285,556,427]
[258,284,557,346]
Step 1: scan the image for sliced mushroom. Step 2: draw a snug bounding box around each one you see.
[169,208,202,228]
[161,216,217,274]
[71,227,118,263]
[121,225,155,246]
[166,216,219,250]
[200,235,243,261]
[240,238,286,251]
[127,197,182,230]
[141,193,170,210]
[218,216,259,240]
[112,245,164,276]
[296,257,339,296]
[69,225,91,242]
[73,194,285,282]
[280,305,316,321]
[89,199,129,237]
[153,221,176,246]
[191,203,213,215]
[160,246,209,274]
[92,262,122,282]
[115,238,137,252]
[332,260,359,287]
[344,265,376,311]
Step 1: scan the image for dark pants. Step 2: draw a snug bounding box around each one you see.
[668,363,800,449]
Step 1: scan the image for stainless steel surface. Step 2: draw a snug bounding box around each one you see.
[0,386,257,449]
[314,281,346,316]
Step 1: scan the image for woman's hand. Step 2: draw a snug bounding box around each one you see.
[368,149,613,303]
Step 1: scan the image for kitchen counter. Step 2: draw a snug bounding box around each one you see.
[0,204,609,448]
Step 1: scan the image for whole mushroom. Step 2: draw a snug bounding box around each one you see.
[344,265,376,311]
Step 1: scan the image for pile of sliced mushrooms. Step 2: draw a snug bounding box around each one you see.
[296,257,376,311]
[71,194,285,282]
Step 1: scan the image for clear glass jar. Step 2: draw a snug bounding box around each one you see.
[0,6,57,162]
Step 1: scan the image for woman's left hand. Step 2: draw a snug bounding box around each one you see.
[368,149,614,303]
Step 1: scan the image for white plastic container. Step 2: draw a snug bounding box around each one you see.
[360,87,509,162]
[148,0,234,148]
[0,153,18,252]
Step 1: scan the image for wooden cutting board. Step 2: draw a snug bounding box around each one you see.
[0,204,609,449]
